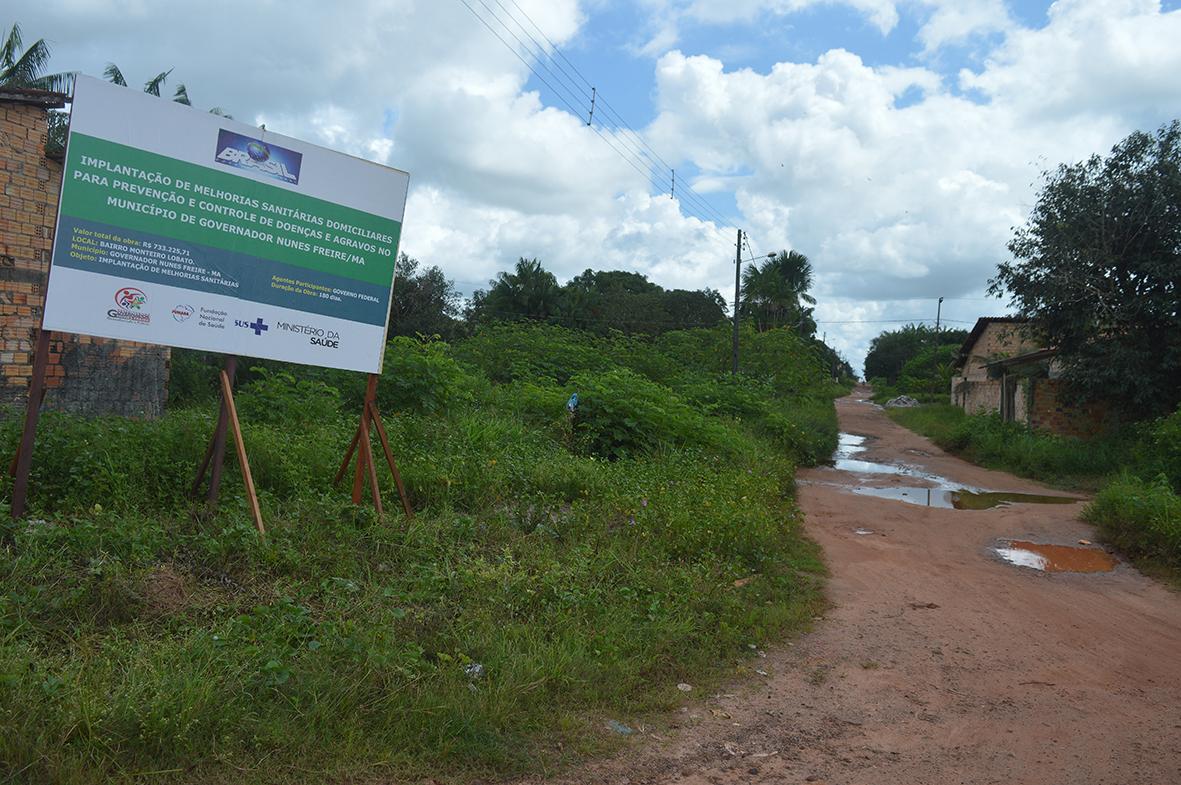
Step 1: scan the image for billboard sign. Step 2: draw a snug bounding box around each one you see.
[42,75,409,373]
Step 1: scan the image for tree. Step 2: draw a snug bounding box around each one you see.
[2,23,73,157]
[662,288,727,331]
[740,250,817,336]
[468,257,564,323]
[388,253,462,339]
[0,23,71,91]
[990,121,1181,417]
[102,63,230,116]
[103,63,190,105]
[863,324,968,386]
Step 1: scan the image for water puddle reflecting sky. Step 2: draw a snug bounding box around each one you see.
[829,434,1083,510]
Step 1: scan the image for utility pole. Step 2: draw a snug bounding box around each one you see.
[732,228,743,375]
[935,296,944,340]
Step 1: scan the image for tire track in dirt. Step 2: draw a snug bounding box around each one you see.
[523,387,1181,785]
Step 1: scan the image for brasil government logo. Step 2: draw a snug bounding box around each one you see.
[108,286,150,325]
[214,129,302,185]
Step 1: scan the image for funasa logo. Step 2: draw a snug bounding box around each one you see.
[214,129,302,185]
[108,286,150,325]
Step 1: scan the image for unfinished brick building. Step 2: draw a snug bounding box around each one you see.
[1,88,168,418]
[951,317,1110,438]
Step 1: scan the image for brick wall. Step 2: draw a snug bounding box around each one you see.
[1,99,169,418]
[1029,378,1109,438]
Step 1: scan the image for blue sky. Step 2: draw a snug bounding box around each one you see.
[11,0,1181,370]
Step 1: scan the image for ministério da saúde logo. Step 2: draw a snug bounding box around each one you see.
[108,286,150,325]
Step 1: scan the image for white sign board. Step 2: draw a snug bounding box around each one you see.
[43,75,409,373]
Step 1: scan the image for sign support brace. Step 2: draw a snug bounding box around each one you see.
[9,328,52,519]
[191,356,265,536]
[333,373,413,519]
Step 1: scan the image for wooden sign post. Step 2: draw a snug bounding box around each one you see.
[190,356,265,535]
[334,374,413,518]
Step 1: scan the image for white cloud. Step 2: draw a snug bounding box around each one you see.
[916,0,1014,53]
[404,186,733,296]
[960,0,1181,120]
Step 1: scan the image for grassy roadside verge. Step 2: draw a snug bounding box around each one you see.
[0,324,839,784]
[886,404,1130,490]
[887,402,1181,584]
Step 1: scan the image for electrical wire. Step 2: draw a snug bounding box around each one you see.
[499,0,734,227]
[457,0,736,230]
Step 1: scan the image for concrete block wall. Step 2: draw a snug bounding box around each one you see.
[1,99,169,418]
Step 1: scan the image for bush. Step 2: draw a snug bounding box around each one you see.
[166,349,221,407]
[1142,406,1181,492]
[453,323,611,384]
[1085,475,1181,567]
[759,398,840,467]
[236,367,343,427]
[569,369,729,459]
[376,337,484,415]
[674,374,773,421]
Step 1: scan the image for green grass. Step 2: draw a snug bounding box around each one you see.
[0,324,835,784]
[1084,475,1181,573]
[887,404,1130,489]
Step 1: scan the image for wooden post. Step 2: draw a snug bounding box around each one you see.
[7,385,47,478]
[335,373,412,518]
[369,398,414,518]
[191,357,263,536]
[10,329,52,519]
[190,357,234,500]
[219,367,264,536]
[206,357,236,504]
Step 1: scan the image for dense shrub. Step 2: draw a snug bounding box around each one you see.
[1085,475,1181,568]
[453,323,611,384]
[236,367,343,427]
[1142,406,1181,492]
[570,369,730,459]
[674,374,774,421]
[376,337,484,415]
[759,398,840,467]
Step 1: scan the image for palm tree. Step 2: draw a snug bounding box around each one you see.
[740,250,817,333]
[103,63,230,116]
[0,23,72,91]
[469,257,564,322]
[104,63,190,105]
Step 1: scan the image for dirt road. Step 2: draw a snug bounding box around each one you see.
[537,389,1181,784]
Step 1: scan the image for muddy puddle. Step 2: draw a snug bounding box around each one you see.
[830,434,1084,510]
[848,485,1082,510]
[993,540,1117,573]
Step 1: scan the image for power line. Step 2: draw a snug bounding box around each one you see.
[457,0,736,231]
